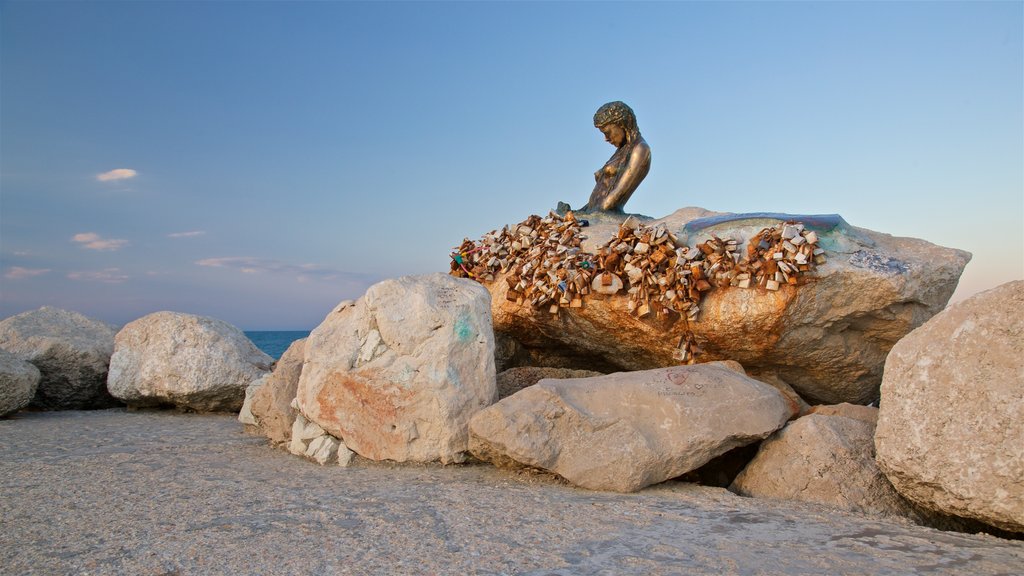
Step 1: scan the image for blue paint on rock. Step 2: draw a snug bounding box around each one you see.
[454,314,474,342]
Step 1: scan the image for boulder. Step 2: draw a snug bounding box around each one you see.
[0,306,119,409]
[250,338,306,445]
[483,208,970,404]
[496,366,602,399]
[875,280,1024,533]
[0,348,41,417]
[295,274,497,464]
[469,364,795,492]
[107,312,274,412]
[730,412,918,519]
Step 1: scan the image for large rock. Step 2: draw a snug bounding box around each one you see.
[0,348,41,417]
[486,208,970,404]
[250,338,306,445]
[469,364,795,492]
[731,411,918,519]
[875,280,1024,533]
[0,306,119,409]
[107,312,274,412]
[295,274,497,464]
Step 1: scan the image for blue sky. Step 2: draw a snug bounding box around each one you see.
[2,1,1021,330]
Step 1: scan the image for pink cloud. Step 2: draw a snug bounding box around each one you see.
[96,168,137,182]
[72,232,128,251]
[67,268,129,283]
[168,230,206,238]
[4,267,51,280]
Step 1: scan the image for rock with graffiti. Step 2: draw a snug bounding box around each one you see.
[451,206,971,405]
[292,273,497,464]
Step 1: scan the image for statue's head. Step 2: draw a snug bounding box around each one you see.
[593,101,640,147]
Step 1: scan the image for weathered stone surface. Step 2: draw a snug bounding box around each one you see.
[296,274,497,464]
[876,280,1024,533]
[486,208,970,404]
[469,364,794,492]
[496,366,602,399]
[107,312,273,412]
[250,338,306,445]
[731,412,916,519]
[8,409,1024,575]
[0,348,41,417]
[0,306,119,410]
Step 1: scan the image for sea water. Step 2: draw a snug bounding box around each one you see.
[245,331,311,360]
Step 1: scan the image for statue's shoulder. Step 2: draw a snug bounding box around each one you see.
[631,137,651,160]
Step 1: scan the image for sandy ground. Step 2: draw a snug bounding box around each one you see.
[1,409,1022,576]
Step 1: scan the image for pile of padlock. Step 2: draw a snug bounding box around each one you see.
[451,213,826,320]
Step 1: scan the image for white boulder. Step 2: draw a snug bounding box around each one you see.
[295,274,497,464]
[0,307,118,409]
[0,348,41,417]
[107,312,273,412]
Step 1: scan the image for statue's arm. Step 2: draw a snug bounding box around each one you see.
[601,141,651,211]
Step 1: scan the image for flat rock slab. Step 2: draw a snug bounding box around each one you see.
[1,410,1022,575]
[470,364,795,492]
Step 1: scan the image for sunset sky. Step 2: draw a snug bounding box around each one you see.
[2,1,1021,329]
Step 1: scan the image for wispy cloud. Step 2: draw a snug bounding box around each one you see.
[96,168,137,182]
[196,256,372,284]
[168,230,206,239]
[4,267,51,280]
[72,232,129,251]
[68,268,129,283]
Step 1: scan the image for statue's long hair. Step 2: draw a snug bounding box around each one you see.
[593,101,641,145]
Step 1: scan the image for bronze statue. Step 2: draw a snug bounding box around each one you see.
[581,101,651,213]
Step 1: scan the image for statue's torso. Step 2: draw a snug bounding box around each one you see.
[585,137,650,213]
